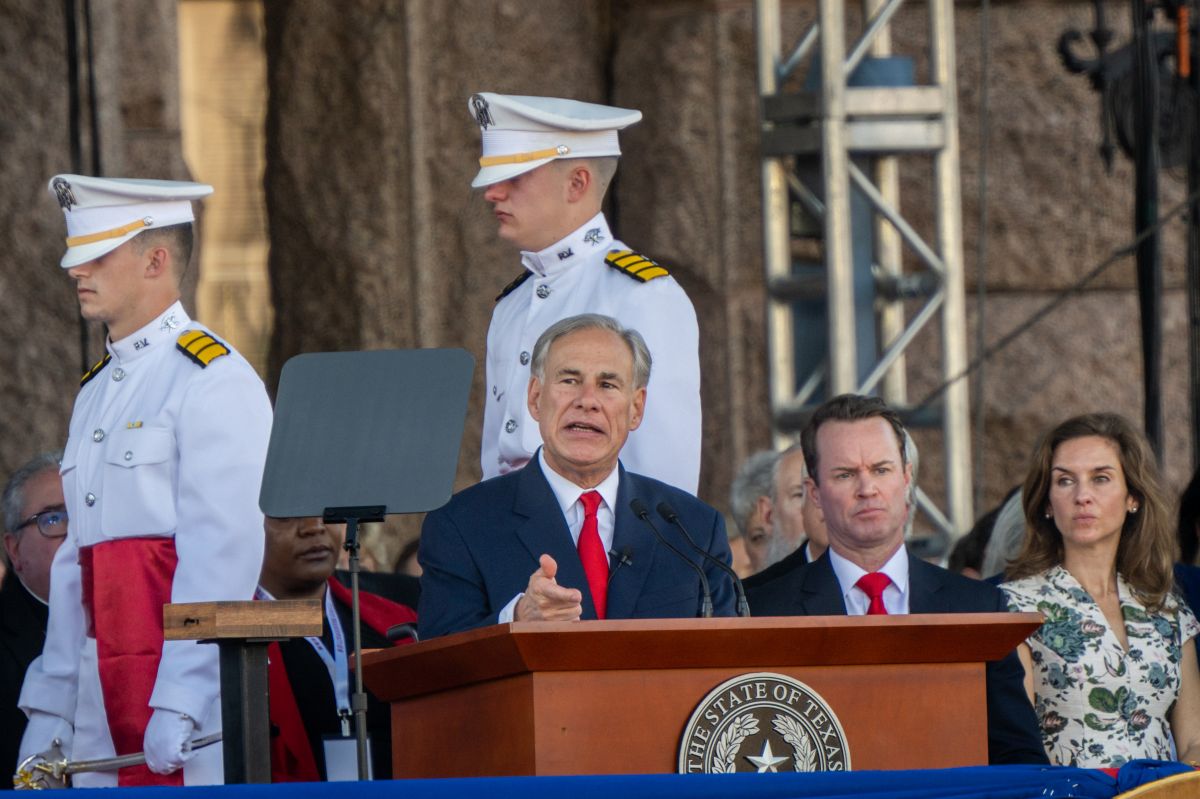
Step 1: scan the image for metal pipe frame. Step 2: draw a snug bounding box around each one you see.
[756,0,975,541]
[820,2,859,395]
[756,0,796,451]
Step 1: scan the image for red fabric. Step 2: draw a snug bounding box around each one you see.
[576,491,608,619]
[326,577,417,636]
[81,538,184,787]
[855,572,892,616]
[268,579,416,782]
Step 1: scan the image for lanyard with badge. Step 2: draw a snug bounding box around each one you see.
[255,587,353,738]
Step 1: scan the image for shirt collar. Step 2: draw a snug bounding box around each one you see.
[829,544,910,603]
[520,212,612,278]
[108,300,190,363]
[537,448,620,518]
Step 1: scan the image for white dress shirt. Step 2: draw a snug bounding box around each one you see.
[828,545,911,615]
[497,451,620,623]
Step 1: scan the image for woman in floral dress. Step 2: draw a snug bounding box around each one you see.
[1002,413,1200,767]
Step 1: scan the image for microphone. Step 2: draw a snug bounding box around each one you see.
[629,499,713,618]
[386,623,419,643]
[657,501,750,617]
[608,547,633,585]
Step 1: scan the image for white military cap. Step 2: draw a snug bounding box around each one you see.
[468,93,642,188]
[48,174,214,268]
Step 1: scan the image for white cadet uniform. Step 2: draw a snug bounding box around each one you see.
[482,212,701,493]
[19,302,272,787]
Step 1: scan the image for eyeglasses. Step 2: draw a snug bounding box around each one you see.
[15,506,69,539]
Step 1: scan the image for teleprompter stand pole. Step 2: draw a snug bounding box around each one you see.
[324,505,385,781]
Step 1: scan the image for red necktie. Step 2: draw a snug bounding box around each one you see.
[577,491,609,619]
[855,572,891,615]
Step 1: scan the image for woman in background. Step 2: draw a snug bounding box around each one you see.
[1002,413,1200,767]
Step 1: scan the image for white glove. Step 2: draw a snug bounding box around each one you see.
[143,709,196,775]
[17,711,73,765]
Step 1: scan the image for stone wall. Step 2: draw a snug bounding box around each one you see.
[261,0,773,512]
[0,0,187,480]
[1,0,1195,540]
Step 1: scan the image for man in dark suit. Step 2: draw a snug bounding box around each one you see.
[746,394,1047,766]
[2,453,66,778]
[419,314,733,639]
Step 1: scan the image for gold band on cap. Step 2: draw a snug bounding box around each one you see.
[479,145,569,168]
[65,217,152,248]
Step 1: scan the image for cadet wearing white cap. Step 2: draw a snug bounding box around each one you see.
[16,175,272,787]
[470,92,701,494]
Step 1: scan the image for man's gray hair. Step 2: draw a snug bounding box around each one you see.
[3,451,63,534]
[903,432,919,537]
[770,443,806,505]
[530,313,652,389]
[730,450,778,534]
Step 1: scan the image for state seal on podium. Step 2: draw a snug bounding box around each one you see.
[677,672,851,774]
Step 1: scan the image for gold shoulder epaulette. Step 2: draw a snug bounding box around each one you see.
[176,330,230,368]
[80,353,112,387]
[495,271,531,302]
[605,250,669,282]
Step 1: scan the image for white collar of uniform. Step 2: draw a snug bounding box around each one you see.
[520,212,612,278]
[537,448,619,520]
[828,544,910,611]
[108,300,190,363]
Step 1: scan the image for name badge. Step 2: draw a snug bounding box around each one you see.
[323,734,372,781]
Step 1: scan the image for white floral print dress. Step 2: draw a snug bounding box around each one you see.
[1002,565,1200,767]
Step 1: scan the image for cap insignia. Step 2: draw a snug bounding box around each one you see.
[471,94,494,130]
[52,178,77,210]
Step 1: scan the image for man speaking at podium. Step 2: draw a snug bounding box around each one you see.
[419,314,733,638]
[746,394,1046,765]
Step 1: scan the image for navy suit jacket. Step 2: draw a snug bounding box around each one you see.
[418,457,735,639]
[746,549,1048,766]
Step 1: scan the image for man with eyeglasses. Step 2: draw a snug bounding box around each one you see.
[1,452,67,780]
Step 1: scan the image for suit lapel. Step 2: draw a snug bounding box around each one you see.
[512,458,599,618]
[606,467,655,620]
[800,551,850,615]
[907,552,945,614]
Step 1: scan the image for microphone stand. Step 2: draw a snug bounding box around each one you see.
[630,499,712,617]
[657,502,750,617]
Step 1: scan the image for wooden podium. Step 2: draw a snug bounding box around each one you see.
[361,614,1041,777]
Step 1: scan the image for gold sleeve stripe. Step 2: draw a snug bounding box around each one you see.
[176,330,230,367]
[80,353,112,387]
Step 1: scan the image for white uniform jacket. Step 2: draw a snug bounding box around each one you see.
[19,301,272,785]
[481,213,701,494]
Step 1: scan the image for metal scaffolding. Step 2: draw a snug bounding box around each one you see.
[755,0,974,540]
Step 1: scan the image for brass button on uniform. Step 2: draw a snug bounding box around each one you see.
[85,492,96,506]
[93,429,105,442]
[519,351,530,365]
[535,285,551,299]
[504,419,517,434]
[112,367,126,382]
